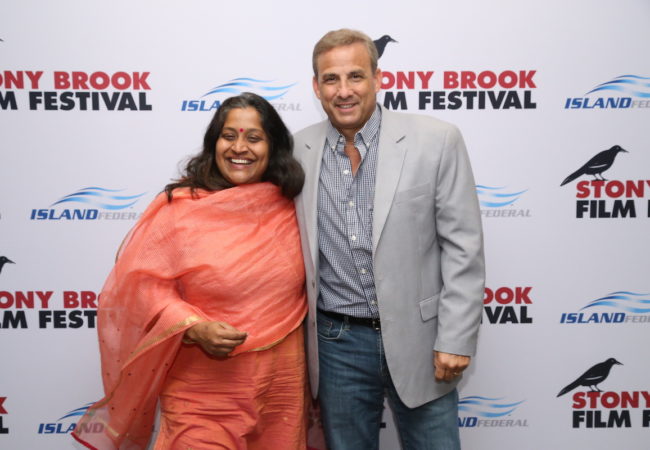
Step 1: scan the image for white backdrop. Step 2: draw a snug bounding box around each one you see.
[1,1,649,449]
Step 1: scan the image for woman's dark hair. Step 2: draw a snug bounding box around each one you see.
[165,92,304,200]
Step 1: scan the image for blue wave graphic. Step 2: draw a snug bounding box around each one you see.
[57,403,94,421]
[585,75,650,98]
[51,187,146,210]
[459,396,525,418]
[202,77,297,101]
[476,185,528,207]
[580,291,650,314]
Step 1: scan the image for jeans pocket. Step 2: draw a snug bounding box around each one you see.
[317,314,345,340]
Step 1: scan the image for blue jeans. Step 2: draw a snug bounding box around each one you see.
[317,310,460,450]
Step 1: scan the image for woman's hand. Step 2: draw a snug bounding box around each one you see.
[183,321,248,357]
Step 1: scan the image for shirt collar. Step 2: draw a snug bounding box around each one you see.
[325,104,382,152]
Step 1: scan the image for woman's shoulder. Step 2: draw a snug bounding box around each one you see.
[137,187,198,226]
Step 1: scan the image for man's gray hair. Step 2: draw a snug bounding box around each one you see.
[312,29,378,77]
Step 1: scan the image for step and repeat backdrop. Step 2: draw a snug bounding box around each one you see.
[1,1,649,449]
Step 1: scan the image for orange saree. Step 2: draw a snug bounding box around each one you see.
[72,182,307,449]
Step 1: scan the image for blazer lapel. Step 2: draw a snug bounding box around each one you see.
[299,124,327,269]
[373,109,407,253]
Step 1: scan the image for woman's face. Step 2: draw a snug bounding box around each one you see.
[215,107,270,186]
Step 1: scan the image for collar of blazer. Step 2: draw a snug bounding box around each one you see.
[298,106,408,263]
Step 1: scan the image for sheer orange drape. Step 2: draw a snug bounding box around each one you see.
[72,183,307,449]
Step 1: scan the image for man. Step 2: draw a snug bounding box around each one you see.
[294,29,485,450]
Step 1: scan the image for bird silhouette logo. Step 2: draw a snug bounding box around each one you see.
[0,256,15,275]
[557,358,622,397]
[373,35,397,59]
[560,145,628,186]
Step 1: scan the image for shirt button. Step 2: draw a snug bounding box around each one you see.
[350,235,357,241]
[360,268,367,274]
[343,169,350,175]
[348,201,355,207]
[371,301,377,305]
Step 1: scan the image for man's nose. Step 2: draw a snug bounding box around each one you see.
[337,80,353,98]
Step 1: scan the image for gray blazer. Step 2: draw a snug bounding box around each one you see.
[294,106,485,408]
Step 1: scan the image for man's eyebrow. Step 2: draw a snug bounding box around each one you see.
[320,72,338,79]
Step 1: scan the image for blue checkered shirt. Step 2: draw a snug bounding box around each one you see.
[317,105,381,319]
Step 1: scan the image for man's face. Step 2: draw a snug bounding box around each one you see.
[313,43,381,138]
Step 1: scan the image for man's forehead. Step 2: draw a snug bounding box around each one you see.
[316,44,372,72]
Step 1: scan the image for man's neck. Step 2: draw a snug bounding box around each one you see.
[337,128,359,144]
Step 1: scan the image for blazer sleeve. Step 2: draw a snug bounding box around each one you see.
[432,125,485,357]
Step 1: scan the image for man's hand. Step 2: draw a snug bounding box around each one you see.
[184,321,248,357]
[434,351,470,382]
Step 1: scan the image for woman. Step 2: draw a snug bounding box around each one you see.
[72,93,308,449]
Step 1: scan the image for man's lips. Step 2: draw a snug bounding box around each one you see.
[335,102,357,110]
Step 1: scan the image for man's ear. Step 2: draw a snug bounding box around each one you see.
[374,68,382,94]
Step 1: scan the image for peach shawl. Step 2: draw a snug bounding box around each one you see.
[72,182,307,449]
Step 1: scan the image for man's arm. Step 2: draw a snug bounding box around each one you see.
[432,124,485,365]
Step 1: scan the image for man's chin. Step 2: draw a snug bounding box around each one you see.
[331,117,362,131]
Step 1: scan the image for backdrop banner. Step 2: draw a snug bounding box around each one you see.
[1,1,649,448]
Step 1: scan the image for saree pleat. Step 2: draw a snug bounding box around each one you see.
[154,326,307,450]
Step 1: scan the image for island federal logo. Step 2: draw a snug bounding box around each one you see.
[477,185,531,218]
[557,358,650,428]
[560,146,650,219]
[483,286,533,324]
[565,75,650,109]
[180,78,300,112]
[0,396,8,435]
[30,187,146,221]
[560,291,650,324]
[38,403,96,434]
[458,395,528,428]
